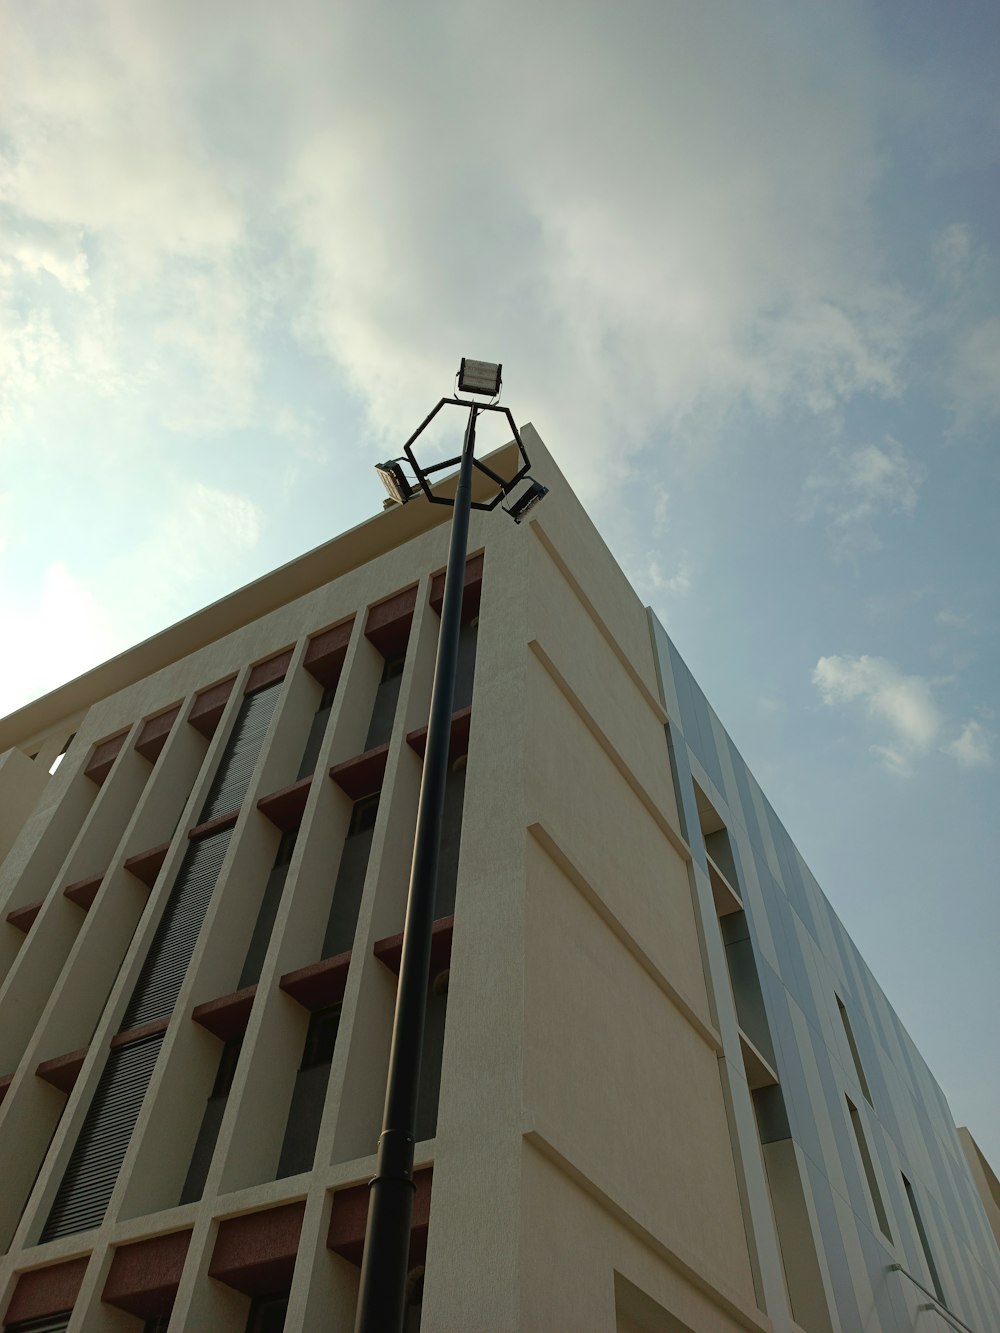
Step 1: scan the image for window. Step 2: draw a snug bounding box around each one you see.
[847,1097,892,1240]
[403,1265,425,1333]
[246,1292,288,1332]
[364,652,407,749]
[836,995,873,1106]
[180,1039,243,1203]
[296,683,339,779]
[902,1173,944,1303]
[275,1005,342,1178]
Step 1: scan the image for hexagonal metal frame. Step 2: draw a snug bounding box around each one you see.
[401,397,532,510]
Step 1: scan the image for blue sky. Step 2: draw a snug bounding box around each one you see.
[1,2,997,1162]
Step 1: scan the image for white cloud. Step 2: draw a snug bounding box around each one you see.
[936,609,976,633]
[130,484,263,597]
[800,436,925,558]
[646,555,692,598]
[935,222,972,275]
[0,563,117,715]
[944,721,993,769]
[813,654,942,751]
[813,653,993,774]
[0,2,921,497]
[949,318,1000,430]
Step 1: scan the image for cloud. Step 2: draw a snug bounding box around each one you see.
[949,317,1000,430]
[944,720,993,769]
[0,0,912,493]
[813,654,942,751]
[813,653,993,774]
[645,554,692,598]
[127,483,263,599]
[935,222,972,275]
[800,436,925,557]
[0,563,117,714]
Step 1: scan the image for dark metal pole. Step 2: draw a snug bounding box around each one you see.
[354,405,478,1333]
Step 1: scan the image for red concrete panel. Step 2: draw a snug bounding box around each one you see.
[329,744,389,800]
[209,1200,306,1297]
[134,705,182,763]
[364,585,418,658]
[327,1167,432,1268]
[84,730,129,786]
[5,900,42,934]
[4,1256,89,1325]
[429,550,484,620]
[63,873,103,911]
[279,952,352,1012]
[103,1228,192,1320]
[124,842,170,889]
[257,777,312,832]
[246,648,294,696]
[192,986,258,1042]
[406,707,472,764]
[304,617,355,688]
[111,1016,169,1049]
[188,808,239,841]
[189,676,236,739]
[36,1047,88,1095]
[373,917,454,979]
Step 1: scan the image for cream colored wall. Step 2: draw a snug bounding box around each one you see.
[0,431,774,1331]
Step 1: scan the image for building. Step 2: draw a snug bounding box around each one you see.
[0,428,997,1332]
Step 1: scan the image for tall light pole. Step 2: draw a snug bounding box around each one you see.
[356,361,546,1333]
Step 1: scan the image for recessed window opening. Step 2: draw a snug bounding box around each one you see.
[404,1264,425,1332]
[902,1173,945,1303]
[276,1005,342,1178]
[364,651,407,750]
[181,1038,243,1204]
[836,995,873,1106]
[246,1291,289,1332]
[322,796,380,958]
[415,968,450,1143]
[48,733,75,776]
[301,1004,342,1069]
[381,652,406,682]
[847,1097,892,1240]
[297,681,340,780]
[349,793,380,837]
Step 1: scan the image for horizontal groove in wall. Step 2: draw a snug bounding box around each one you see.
[528,640,690,863]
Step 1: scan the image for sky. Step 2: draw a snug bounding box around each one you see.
[1,3,998,1163]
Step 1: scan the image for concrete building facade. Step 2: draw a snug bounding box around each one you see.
[0,429,996,1332]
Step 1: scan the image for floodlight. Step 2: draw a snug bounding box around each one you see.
[375,460,414,505]
[506,478,548,524]
[457,358,502,398]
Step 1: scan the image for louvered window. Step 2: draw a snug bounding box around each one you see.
[239,831,297,988]
[200,682,281,822]
[8,1318,73,1333]
[122,828,232,1030]
[41,1033,164,1240]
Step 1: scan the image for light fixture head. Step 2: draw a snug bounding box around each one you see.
[375,460,414,505]
[506,477,548,524]
[457,358,502,398]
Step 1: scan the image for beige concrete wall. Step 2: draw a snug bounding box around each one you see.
[0,432,775,1331]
